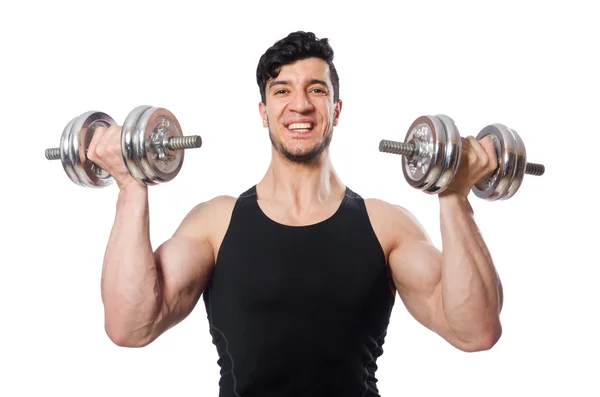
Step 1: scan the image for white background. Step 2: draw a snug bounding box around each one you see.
[1,0,598,396]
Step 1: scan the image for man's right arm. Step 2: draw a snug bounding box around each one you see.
[100,184,223,347]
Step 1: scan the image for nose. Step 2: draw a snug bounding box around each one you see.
[289,91,314,113]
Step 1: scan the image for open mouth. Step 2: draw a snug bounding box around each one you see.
[286,122,314,134]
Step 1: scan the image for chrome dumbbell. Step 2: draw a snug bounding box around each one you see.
[379,115,544,200]
[45,105,202,187]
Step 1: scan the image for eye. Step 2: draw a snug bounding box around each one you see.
[311,88,328,95]
[274,89,288,95]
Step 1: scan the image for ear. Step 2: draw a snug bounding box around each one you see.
[258,101,268,127]
[333,99,343,126]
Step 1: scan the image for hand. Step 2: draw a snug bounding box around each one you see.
[442,136,498,198]
[87,125,142,190]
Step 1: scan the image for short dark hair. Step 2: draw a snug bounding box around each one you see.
[256,31,340,104]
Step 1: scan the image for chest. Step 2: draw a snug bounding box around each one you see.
[212,224,390,316]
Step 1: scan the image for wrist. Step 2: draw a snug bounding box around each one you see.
[438,191,473,213]
[119,178,147,194]
[439,190,468,201]
[117,181,148,206]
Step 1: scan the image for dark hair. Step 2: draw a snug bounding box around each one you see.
[256,31,340,104]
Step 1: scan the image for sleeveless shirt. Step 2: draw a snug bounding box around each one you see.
[202,185,396,397]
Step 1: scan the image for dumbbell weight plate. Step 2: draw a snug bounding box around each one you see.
[138,107,184,184]
[121,105,153,184]
[503,129,526,200]
[122,106,185,185]
[402,116,446,191]
[59,116,80,185]
[60,111,116,187]
[471,124,523,200]
[425,115,462,194]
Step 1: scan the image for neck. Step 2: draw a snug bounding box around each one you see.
[257,148,345,208]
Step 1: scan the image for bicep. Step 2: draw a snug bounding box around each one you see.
[155,236,214,311]
[391,240,473,349]
[386,208,459,345]
[151,206,216,334]
[390,238,444,333]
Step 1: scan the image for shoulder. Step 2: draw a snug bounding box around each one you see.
[171,194,238,258]
[181,194,237,218]
[174,195,237,238]
[194,194,238,215]
[363,197,423,230]
[363,197,431,249]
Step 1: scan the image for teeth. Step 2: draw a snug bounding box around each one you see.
[287,123,312,130]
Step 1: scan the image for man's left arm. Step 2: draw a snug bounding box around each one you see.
[388,201,503,352]
[388,136,503,352]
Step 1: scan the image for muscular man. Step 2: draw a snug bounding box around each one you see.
[90,31,503,396]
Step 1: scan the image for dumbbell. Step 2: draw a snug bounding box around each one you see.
[45,105,202,187]
[378,115,545,200]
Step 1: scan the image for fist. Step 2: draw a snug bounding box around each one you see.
[87,125,140,190]
[443,136,498,197]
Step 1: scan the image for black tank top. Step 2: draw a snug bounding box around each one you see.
[203,185,396,397]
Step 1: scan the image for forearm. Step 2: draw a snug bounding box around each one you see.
[438,193,502,345]
[101,184,161,345]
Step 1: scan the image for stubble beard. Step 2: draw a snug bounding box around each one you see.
[267,120,333,165]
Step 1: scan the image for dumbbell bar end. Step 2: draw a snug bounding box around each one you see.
[525,162,544,176]
[379,139,418,158]
[45,148,61,160]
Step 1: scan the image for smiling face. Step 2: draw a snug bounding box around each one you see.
[259,57,342,164]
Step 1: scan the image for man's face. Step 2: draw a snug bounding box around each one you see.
[259,57,342,163]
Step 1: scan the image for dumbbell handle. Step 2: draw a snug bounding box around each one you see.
[44,135,202,160]
[379,139,545,176]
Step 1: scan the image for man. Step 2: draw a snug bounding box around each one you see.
[90,31,503,396]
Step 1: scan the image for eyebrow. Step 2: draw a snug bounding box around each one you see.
[268,79,329,89]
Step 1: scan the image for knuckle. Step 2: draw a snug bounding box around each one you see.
[96,146,109,162]
[87,149,97,162]
[467,151,478,163]
[94,126,107,134]
[480,157,490,169]
[88,142,100,156]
